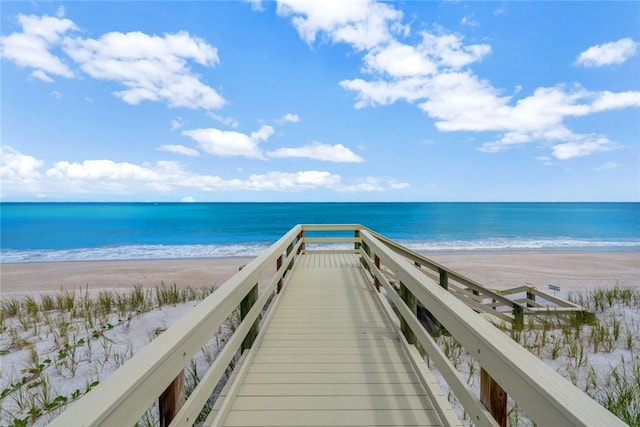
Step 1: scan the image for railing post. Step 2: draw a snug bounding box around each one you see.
[276,255,284,293]
[526,289,535,307]
[286,241,294,260]
[399,282,417,345]
[297,229,305,254]
[374,255,381,292]
[481,368,507,427]
[241,284,259,352]
[354,229,360,250]
[513,305,524,330]
[156,328,184,427]
[438,269,449,290]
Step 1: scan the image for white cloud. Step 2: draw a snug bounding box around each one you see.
[50,90,62,99]
[64,30,225,109]
[0,146,43,179]
[181,196,196,202]
[0,146,45,197]
[2,13,227,111]
[276,0,638,160]
[536,156,554,166]
[551,135,616,160]
[267,142,364,163]
[0,14,76,79]
[46,159,159,181]
[276,0,405,50]
[575,38,638,67]
[390,180,410,190]
[339,177,410,192]
[170,118,184,131]
[594,161,618,171]
[591,91,640,111]
[460,14,478,27]
[363,31,490,78]
[31,69,54,82]
[209,112,240,128]
[1,146,408,198]
[343,71,637,159]
[245,0,264,12]
[364,41,437,77]
[182,125,274,159]
[245,170,341,191]
[157,144,200,157]
[282,113,300,123]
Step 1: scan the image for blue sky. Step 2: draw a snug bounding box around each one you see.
[1,1,639,202]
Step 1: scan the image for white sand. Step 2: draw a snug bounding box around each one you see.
[1,251,638,296]
[0,257,253,295]
[424,251,640,291]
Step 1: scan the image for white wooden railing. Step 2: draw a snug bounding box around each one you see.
[49,224,621,427]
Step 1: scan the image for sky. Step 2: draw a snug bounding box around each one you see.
[1,1,639,202]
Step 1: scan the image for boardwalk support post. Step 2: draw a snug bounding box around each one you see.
[156,328,184,427]
[354,229,361,250]
[276,255,284,293]
[481,368,507,427]
[514,305,524,330]
[374,255,381,292]
[241,284,259,352]
[297,229,305,254]
[438,269,449,290]
[399,282,417,345]
[526,289,535,307]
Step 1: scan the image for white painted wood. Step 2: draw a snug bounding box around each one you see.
[237,382,429,396]
[230,395,434,410]
[361,249,498,427]
[217,253,447,427]
[361,229,625,427]
[48,226,304,427]
[223,409,443,426]
[49,225,605,427]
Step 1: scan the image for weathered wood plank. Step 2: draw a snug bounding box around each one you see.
[223,409,443,426]
[242,371,421,384]
[248,362,414,373]
[256,345,405,356]
[258,338,401,348]
[230,395,434,410]
[218,252,445,427]
[253,352,406,364]
[261,332,399,340]
[237,382,429,397]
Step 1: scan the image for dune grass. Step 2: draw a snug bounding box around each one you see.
[2,284,639,426]
[0,283,229,427]
[431,285,640,426]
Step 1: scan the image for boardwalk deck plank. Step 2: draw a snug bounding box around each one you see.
[220,252,444,427]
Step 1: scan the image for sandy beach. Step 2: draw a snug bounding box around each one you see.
[0,257,253,295]
[1,251,638,296]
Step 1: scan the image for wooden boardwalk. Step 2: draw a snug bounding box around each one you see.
[218,252,446,426]
[49,225,623,427]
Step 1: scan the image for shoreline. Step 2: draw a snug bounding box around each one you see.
[1,250,638,296]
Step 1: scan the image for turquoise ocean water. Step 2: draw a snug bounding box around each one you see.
[1,203,638,263]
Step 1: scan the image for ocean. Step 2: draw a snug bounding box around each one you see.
[1,202,639,263]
